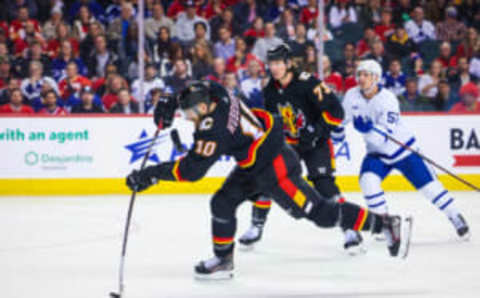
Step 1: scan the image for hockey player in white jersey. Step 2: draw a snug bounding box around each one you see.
[332,60,470,239]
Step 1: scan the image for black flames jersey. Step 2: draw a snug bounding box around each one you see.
[153,81,285,182]
[262,71,344,146]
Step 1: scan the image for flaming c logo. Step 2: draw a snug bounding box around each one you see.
[277,103,306,139]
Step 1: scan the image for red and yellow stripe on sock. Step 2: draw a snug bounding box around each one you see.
[353,208,369,231]
[213,236,234,245]
[273,154,306,208]
[254,200,272,209]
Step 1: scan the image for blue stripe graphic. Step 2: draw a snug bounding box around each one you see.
[365,192,385,200]
[440,198,454,210]
[368,201,386,208]
[432,190,448,204]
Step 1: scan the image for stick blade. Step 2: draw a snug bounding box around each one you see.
[109,292,121,298]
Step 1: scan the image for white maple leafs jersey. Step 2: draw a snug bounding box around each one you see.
[341,86,416,164]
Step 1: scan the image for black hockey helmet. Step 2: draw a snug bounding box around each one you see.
[267,43,292,62]
[177,81,211,110]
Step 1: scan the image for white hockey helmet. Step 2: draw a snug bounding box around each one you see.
[356,59,382,84]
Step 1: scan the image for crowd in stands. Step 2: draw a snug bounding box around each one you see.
[0,0,479,115]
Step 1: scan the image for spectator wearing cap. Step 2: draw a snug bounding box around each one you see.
[252,22,283,62]
[374,8,395,42]
[86,35,120,79]
[404,6,436,44]
[175,1,210,44]
[206,57,226,83]
[398,77,430,112]
[109,88,139,114]
[0,88,33,114]
[42,5,64,41]
[37,90,67,115]
[436,6,467,43]
[418,60,443,100]
[145,3,175,43]
[432,79,459,111]
[58,61,92,101]
[449,57,473,91]
[20,60,58,104]
[382,59,407,97]
[164,59,192,93]
[385,26,417,59]
[69,0,105,24]
[456,27,480,60]
[51,39,86,81]
[240,59,265,108]
[131,63,165,101]
[328,0,357,30]
[73,5,98,42]
[450,82,480,113]
[214,26,235,60]
[71,86,104,113]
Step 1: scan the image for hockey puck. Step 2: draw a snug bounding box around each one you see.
[109,292,121,298]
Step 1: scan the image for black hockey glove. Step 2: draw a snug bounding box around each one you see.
[154,94,177,129]
[299,122,328,150]
[126,168,158,192]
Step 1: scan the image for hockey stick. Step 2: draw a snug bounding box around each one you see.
[372,127,480,192]
[110,121,163,298]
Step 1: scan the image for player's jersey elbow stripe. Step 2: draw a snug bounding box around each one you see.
[353,208,369,231]
[172,159,185,181]
[238,109,274,168]
[322,111,342,126]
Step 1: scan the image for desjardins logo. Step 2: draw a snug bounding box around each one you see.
[24,151,93,166]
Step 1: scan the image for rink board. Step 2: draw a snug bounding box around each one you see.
[0,113,479,195]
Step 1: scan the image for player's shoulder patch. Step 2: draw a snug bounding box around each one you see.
[199,116,214,131]
[298,72,312,81]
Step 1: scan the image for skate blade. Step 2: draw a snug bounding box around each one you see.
[194,270,233,281]
[399,216,413,259]
[345,245,367,256]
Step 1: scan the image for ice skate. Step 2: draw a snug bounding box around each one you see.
[382,215,413,258]
[238,225,263,250]
[194,254,234,280]
[449,213,470,241]
[343,230,366,255]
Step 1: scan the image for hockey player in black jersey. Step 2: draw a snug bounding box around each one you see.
[239,44,364,253]
[126,80,412,280]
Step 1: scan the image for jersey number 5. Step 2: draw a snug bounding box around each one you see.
[195,140,217,157]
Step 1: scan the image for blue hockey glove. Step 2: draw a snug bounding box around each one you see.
[353,116,373,133]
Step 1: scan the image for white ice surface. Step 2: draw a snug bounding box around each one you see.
[1,192,479,298]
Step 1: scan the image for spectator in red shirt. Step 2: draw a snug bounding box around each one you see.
[0,88,34,114]
[226,36,263,78]
[46,23,80,59]
[0,21,9,40]
[58,61,92,100]
[456,27,480,60]
[356,27,380,58]
[73,5,97,42]
[300,0,318,26]
[243,17,265,39]
[343,58,360,92]
[322,55,344,95]
[9,6,41,43]
[101,74,127,110]
[201,0,227,20]
[375,8,395,42]
[38,90,67,115]
[450,82,480,113]
[435,41,458,77]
